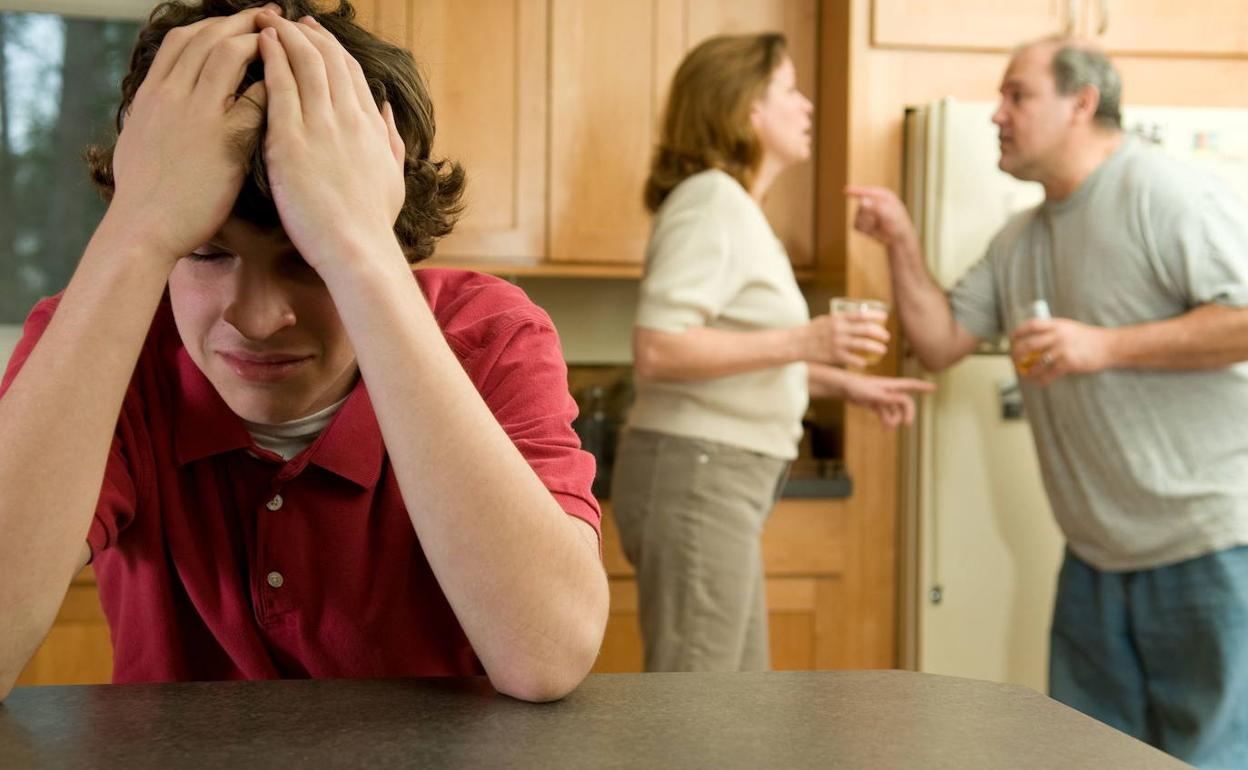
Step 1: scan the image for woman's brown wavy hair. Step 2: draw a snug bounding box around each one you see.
[643,32,787,213]
[85,0,463,262]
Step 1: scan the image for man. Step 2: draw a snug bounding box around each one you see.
[848,37,1248,768]
[0,1,607,703]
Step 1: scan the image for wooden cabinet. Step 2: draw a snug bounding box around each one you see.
[354,0,549,262]
[873,0,1248,57]
[550,0,817,267]
[1090,0,1248,58]
[872,0,1073,53]
[594,498,860,672]
[360,0,817,273]
[547,0,682,266]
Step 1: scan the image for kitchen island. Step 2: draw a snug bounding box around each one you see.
[1,670,1185,768]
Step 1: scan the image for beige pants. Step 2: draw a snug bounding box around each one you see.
[610,429,789,672]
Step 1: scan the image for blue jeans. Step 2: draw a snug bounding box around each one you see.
[1050,546,1248,769]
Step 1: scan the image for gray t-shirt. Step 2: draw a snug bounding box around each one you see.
[950,136,1248,571]
[629,169,809,459]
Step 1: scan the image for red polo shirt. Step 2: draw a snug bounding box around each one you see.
[1,269,600,683]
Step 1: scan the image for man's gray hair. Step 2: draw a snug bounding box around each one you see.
[1051,44,1122,130]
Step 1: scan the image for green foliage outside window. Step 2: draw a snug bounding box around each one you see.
[0,12,139,322]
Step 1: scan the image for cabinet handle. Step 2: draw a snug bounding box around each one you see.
[1063,0,1076,36]
[1097,0,1109,35]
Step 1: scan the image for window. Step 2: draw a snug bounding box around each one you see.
[0,9,140,323]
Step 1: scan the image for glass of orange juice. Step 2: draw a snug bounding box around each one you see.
[1013,299,1051,375]
[830,297,890,367]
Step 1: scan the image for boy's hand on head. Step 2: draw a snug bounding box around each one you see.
[110,4,280,262]
[256,12,407,274]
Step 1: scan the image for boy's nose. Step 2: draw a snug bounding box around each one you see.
[221,281,297,341]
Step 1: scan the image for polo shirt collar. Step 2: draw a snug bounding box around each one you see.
[173,349,385,490]
[174,348,252,465]
[304,384,384,489]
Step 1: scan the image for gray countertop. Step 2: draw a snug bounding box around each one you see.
[0,670,1187,769]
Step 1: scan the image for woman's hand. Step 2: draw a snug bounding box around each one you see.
[837,371,935,428]
[808,364,934,427]
[796,312,890,369]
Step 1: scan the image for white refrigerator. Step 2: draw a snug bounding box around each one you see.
[899,98,1248,694]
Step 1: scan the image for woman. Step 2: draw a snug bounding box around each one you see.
[610,32,933,673]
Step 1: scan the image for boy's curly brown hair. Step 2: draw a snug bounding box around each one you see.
[85,0,464,262]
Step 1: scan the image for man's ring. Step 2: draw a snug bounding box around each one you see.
[1041,352,1054,367]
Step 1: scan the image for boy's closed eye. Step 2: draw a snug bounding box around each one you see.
[187,249,232,263]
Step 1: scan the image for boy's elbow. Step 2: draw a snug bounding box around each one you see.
[491,666,584,703]
[489,593,607,703]
[488,642,597,703]
[0,669,18,703]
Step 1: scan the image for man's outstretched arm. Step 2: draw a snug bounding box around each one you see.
[845,186,982,372]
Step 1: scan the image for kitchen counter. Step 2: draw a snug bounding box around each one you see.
[781,467,852,498]
[1,671,1185,768]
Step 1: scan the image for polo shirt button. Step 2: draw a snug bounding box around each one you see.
[266,571,284,588]
[697,453,710,464]
[265,494,284,512]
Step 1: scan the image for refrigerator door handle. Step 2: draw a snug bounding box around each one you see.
[999,378,1025,421]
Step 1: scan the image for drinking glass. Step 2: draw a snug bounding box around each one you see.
[830,297,890,367]
[1013,299,1051,375]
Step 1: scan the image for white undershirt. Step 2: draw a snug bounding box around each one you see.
[241,396,350,460]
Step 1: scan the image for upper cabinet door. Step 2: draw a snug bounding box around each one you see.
[360,0,549,261]
[548,0,682,265]
[1089,0,1248,58]
[686,0,818,268]
[872,0,1074,52]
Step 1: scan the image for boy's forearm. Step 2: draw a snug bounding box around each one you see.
[321,247,607,701]
[0,213,173,697]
